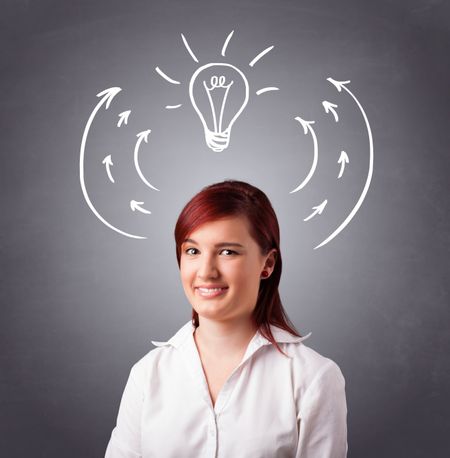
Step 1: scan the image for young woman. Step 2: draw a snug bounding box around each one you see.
[105,180,348,458]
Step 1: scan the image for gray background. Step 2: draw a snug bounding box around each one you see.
[1,0,449,456]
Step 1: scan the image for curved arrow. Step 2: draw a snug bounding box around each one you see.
[322,100,339,122]
[117,110,131,127]
[102,154,115,183]
[290,117,318,193]
[314,78,374,250]
[79,87,146,240]
[134,130,160,191]
[337,150,349,179]
[130,200,152,215]
[304,200,327,222]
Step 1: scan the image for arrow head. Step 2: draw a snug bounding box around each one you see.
[294,116,315,135]
[130,200,143,211]
[118,110,131,127]
[338,150,349,164]
[322,101,339,122]
[136,129,152,143]
[102,154,113,166]
[96,87,122,109]
[314,199,328,214]
[326,77,351,93]
[322,100,337,112]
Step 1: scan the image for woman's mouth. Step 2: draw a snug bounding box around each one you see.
[195,287,228,298]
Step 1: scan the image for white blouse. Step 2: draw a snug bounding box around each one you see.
[105,320,347,458]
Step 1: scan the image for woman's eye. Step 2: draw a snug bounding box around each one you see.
[184,248,237,256]
[221,249,237,256]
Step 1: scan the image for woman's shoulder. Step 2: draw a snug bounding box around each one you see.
[286,342,345,389]
[269,325,345,390]
[291,340,344,383]
[125,346,167,383]
[127,321,192,381]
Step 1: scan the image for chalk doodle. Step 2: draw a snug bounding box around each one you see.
[155,31,278,152]
[78,33,374,249]
[189,63,248,152]
[290,117,318,193]
[312,77,374,250]
[79,87,145,240]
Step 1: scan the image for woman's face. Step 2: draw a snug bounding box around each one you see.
[180,215,277,325]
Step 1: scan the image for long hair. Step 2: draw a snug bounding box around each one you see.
[174,179,301,357]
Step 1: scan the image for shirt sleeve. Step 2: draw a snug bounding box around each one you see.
[105,365,144,458]
[295,360,348,458]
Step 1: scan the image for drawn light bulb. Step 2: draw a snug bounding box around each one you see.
[189,63,249,152]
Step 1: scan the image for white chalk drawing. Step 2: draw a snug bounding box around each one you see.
[256,87,279,96]
[117,110,131,127]
[102,154,115,183]
[79,87,146,240]
[155,32,277,152]
[181,33,199,63]
[313,78,374,250]
[79,34,373,250]
[134,130,160,191]
[189,63,249,152]
[290,117,318,193]
[130,200,152,214]
[155,66,181,85]
[322,100,339,122]
[221,30,234,56]
[304,200,328,222]
[337,150,349,179]
[249,46,274,67]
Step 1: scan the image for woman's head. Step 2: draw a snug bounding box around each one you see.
[178,214,277,331]
[174,180,300,354]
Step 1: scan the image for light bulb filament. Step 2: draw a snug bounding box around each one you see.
[203,76,234,132]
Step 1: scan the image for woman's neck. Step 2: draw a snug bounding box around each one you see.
[194,317,258,360]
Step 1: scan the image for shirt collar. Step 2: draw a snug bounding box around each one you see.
[151,320,311,349]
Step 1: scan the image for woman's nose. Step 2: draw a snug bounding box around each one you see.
[197,254,219,279]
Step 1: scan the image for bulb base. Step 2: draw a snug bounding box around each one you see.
[205,129,230,152]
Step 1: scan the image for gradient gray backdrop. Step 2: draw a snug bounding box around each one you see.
[1,0,449,456]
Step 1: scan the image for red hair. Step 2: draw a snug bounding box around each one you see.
[174,180,302,357]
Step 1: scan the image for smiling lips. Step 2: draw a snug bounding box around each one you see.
[195,286,229,298]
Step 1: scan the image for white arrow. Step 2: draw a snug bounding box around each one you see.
[337,150,349,179]
[117,110,131,127]
[102,154,115,183]
[130,200,151,215]
[314,78,374,250]
[322,100,339,122]
[304,200,327,222]
[327,78,351,92]
[134,130,160,191]
[79,87,146,240]
[290,117,318,193]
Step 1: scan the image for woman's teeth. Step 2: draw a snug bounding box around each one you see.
[197,287,228,296]
[198,288,225,292]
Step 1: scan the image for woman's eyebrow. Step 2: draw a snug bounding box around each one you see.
[183,238,244,248]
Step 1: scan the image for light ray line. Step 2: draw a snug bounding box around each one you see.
[155,66,181,85]
[256,86,279,95]
[221,30,234,56]
[165,104,182,109]
[181,33,199,63]
[249,45,274,67]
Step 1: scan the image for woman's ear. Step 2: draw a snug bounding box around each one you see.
[263,249,277,273]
